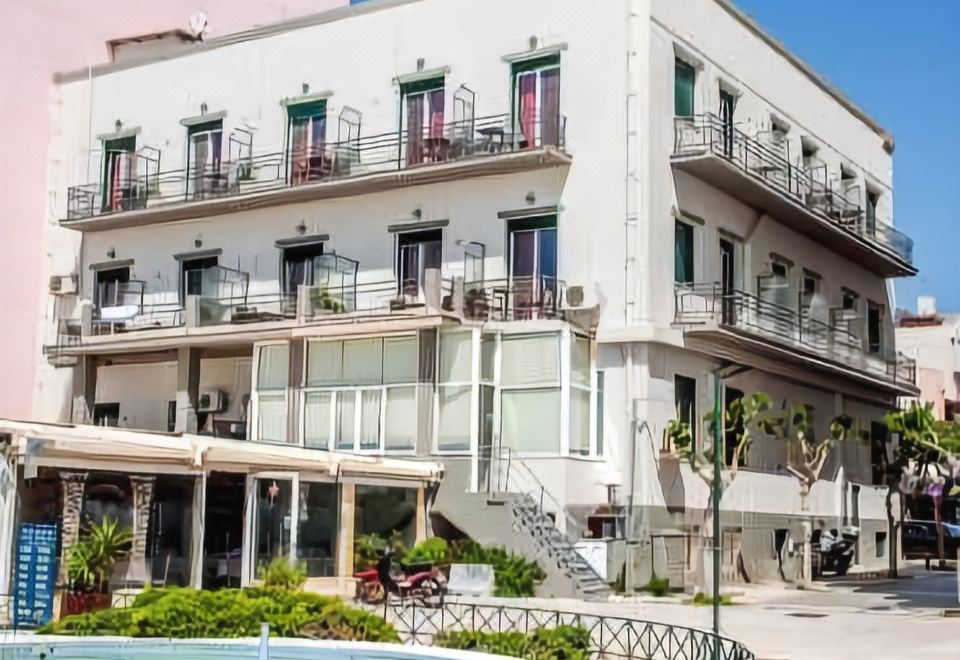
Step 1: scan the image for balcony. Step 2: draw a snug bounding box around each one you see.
[674,282,917,395]
[63,108,569,231]
[672,114,915,278]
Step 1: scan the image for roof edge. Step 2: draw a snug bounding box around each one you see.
[714,0,893,149]
[53,0,425,84]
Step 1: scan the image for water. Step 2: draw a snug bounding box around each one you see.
[0,638,505,660]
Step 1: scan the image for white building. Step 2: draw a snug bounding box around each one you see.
[30,0,917,597]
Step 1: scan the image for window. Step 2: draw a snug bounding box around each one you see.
[875,531,887,559]
[596,371,605,456]
[303,336,418,452]
[297,481,338,578]
[569,334,592,455]
[186,119,224,198]
[437,332,473,451]
[674,59,695,118]
[94,267,132,312]
[93,402,120,427]
[255,343,289,442]
[166,401,177,433]
[842,288,859,312]
[501,334,561,453]
[511,54,561,147]
[400,77,445,166]
[397,229,442,300]
[282,243,325,299]
[508,216,557,319]
[287,100,328,184]
[674,220,694,285]
[101,135,137,212]
[800,271,820,315]
[866,190,879,236]
[723,386,744,467]
[718,89,736,157]
[180,255,219,303]
[801,137,819,171]
[675,375,697,451]
[867,300,883,354]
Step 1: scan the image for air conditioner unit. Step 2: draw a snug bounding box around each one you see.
[49,275,77,295]
[566,285,585,307]
[197,390,227,413]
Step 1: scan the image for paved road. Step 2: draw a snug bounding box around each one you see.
[507,569,959,660]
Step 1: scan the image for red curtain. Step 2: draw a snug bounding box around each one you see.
[519,73,537,147]
[406,94,425,165]
[541,68,560,147]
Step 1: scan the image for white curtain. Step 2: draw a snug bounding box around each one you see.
[359,389,382,450]
[303,392,332,448]
[336,392,355,449]
[343,339,383,385]
[440,332,472,382]
[500,334,559,386]
[384,387,417,450]
[570,334,591,387]
[383,336,418,384]
[307,341,343,387]
[438,384,472,451]
[257,344,289,391]
[569,387,591,454]
[501,388,560,453]
[480,335,496,382]
[258,393,287,443]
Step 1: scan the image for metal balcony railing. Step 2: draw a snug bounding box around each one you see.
[673,114,913,266]
[452,275,566,322]
[675,282,916,385]
[65,110,567,222]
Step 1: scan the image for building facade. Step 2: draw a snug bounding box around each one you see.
[34,0,917,595]
[896,297,960,420]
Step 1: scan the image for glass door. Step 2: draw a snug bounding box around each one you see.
[244,474,296,584]
[508,223,557,320]
[719,89,735,158]
[719,238,735,326]
[187,120,224,199]
[397,230,442,302]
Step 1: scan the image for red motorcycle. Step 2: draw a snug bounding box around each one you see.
[354,551,446,605]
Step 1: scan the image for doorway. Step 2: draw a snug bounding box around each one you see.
[719,89,736,157]
[202,472,245,589]
[719,238,736,325]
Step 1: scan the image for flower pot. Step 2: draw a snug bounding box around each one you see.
[62,591,112,617]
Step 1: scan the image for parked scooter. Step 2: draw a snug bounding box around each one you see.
[354,550,447,604]
[817,526,859,576]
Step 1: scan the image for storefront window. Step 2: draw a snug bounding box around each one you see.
[355,485,417,549]
[252,478,292,577]
[297,482,339,578]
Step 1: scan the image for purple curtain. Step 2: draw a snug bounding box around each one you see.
[541,68,560,147]
[406,94,425,165]
[519,74,537,147]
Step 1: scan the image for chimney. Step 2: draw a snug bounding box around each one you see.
[917,295,937,316]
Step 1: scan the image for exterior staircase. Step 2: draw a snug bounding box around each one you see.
[432,454,611,601]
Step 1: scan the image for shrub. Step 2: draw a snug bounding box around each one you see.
[641,573,671,597]
[258,557,307,590]
[690,592,734,606]
[449,540,545,597]
[402,537,449,566]
[353,532,407,571]
[38,587,398,642]
[436,625,590,659]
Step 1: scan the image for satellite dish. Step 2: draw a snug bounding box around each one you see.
[188,12,209,40]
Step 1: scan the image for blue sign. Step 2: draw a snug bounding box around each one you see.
[14,522,59,627]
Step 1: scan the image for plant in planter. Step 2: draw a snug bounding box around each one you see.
[64,517,133,615]
[310,287,347,315]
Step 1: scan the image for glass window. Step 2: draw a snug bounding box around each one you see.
[867,301,883,354]
[303,392,332,449]
[501,334,560,386]
[359,389,382,450]
[343,338,383,385]
[252,478,292,577]
[675,375,697,450]
[596,371,605,456]
[297,481,338,578]
[257,394,287,443]
[569,387,591,455]
[287,100,327,185]
[480,334,496,382]
[355,485,418,550]
[306,341,343,387]
[675,59,696,117]
[440,332,473,382]
[571,334,591,387]
[511,54,561,148]
[674,220,694,285]
[384,387,417,451]
[257,344,289,391]
[502,389,561,453]
[397,229,442,298]
[336,392,355,450]
[383,336,418,384]
[438,385,472,451]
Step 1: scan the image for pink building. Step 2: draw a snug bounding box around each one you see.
[0,0,346,419]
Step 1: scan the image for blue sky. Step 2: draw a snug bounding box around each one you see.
[734,0,960,313]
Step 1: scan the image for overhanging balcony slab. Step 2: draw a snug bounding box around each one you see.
[672,152,915,278]
[682,322,918,402]
[62,148,571,232]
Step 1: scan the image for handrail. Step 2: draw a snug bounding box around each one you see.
[673,113,913,266]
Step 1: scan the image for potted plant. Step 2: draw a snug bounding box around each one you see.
[310,287,346,315]
[63,517,133,616]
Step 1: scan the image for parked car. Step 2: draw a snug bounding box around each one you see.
[901,521,960,559]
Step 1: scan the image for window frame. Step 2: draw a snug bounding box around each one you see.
[674,58,696,118]
[509,53,562,147]
[674,374,698,453]
[674,219,695,285]
[251,340,291,444]
[285,99,328,184]
[434,329,477,454]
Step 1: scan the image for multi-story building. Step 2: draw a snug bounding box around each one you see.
[896,297,960,420]
[26,0,917,599]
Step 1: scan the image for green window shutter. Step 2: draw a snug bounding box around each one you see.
[674,59,695,117]
[286,99,326,120]
[399,76,445,97]
[510,53,561,77]
[675,220,694,284]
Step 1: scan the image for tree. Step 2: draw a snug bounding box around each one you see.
[884,402,960,573]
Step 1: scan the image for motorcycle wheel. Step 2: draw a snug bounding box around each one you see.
[416,577,444,608]
[368,582,386,604]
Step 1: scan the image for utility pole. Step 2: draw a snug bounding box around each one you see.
[712,371,723,658]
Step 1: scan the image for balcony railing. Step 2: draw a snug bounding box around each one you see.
[65,110,567,222]
[449,276,566,322]
[673,114,913,266]
[675,282,916,386]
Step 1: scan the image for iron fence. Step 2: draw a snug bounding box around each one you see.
[366,599,755,660]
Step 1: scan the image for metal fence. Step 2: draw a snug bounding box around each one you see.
[367,599,755,660]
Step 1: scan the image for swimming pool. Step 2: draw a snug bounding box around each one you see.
[0,637,512,660]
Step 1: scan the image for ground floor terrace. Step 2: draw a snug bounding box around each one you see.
[0,419,440,627]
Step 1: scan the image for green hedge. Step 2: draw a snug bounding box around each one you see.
[435,625,591,659]
[38,587,398,642]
